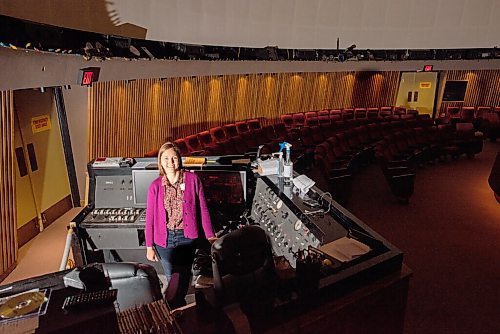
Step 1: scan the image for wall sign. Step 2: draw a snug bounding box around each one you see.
[78,67,101,86]
[31,115,51,133]
[420,82,432,89]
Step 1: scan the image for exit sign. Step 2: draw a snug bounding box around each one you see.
[78,67,100,86]
[423,65,433,72]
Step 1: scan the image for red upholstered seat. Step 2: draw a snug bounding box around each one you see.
[173,139,189,155]
[305,111,318,126]
[475,106,491,119]
[185,134,204,153]
[354,108,367,119]
[280,114,293,128]
[223,124,239,138]
[367,108,380,119]
[292,113,305,128]
[317,110,330,118]
[305,116,319,126]
[329,109,342,122]
[197,131,216,149]
[342,108,354,120]
[380,106,393,118]
[210,126,227,143]
[407,109,418,117]
[318,114,331,125]
[446,106,461,119]
[460,107,475,123]
[144,149,159,157]
[247,118,261,130]
[235,121,250,134]
[394,107,407,117]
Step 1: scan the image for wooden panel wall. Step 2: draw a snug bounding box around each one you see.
[0,90,17,281]
[439,70,500,115]
[88,71,400,158]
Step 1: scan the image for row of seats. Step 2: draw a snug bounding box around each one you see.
[439,105,499,122]
[168,118,262,156]
[312,120,429,204]
[375,123,483,203]
[437,106,500,142]
[311,120,484,204]
[146,110,430,158]
[279,106,429,128]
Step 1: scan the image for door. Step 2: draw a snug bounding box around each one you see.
[396,72,438,117]
[14,88,72,245]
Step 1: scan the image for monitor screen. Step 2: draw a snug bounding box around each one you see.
[442,80,468,102]
[194,170,246,207]
[132,170,159,207]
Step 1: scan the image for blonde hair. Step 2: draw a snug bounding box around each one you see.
[157,142,183,175]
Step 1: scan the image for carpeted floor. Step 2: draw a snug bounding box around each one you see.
[346,141,500,334]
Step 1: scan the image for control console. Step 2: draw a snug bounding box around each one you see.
[82,208,144,224]
[252,177,325,267]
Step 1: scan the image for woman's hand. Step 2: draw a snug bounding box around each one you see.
[146,247,158,262]
[208,237,218,244]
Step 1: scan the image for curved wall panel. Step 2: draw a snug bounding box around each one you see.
[88,71,400,158]
[0,90,17,281]
[1,0,499,49]
[438,70,500,115]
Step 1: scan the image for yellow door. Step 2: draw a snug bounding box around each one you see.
[14,89,71,238]
[396,72,438,117]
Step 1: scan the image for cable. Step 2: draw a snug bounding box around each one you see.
[318,191,333,215]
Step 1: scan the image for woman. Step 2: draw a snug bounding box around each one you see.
[145,142,215,308]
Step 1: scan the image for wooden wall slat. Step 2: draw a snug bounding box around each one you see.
[439,69,500,116]
[0,90,17,280]
[88,71,403,158]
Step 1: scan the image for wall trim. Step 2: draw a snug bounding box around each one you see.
[17,218,39,248]
[17,195,73,248]
[42,195,73,229]
[1,48,500,91]
[0,262,17,284]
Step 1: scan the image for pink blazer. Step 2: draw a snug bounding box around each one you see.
[145,171,214,247]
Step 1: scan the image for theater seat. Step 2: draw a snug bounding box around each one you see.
[247,118,262,130]
[475,107,491,119]
[292,113,305,128]
[173,139,189,155]
[354,108,367,119]
[329,109,342,122]
[198,131,216,149]
[342,108,354,121]
[455,122,483,157]
[102,262,162,311]
[481,112,499,142]
[210,126,227,143]
[223,124,239,138]
[211,226,276,309]
[235,121,250,134]
[460,107,475,123]
[367,108,380,119]
[393,107,406,118]
[379,107,393,118]
[280,114,294,128]
[185,134,204,154]
[446,106,461,121]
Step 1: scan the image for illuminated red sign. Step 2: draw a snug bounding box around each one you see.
[82,71,94,85]
[78,67,100,86]
[423,65,433,72]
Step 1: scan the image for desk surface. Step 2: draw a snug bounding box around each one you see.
[176,265,413,334]
[0,270,119,334]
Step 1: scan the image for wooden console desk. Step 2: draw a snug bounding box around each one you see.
[176,265,412,334]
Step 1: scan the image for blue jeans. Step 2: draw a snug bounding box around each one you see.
[154,229,195,308]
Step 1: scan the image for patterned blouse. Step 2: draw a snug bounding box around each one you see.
[162,171,184,230]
